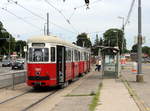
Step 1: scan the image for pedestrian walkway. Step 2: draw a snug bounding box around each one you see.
[95,79,140,111]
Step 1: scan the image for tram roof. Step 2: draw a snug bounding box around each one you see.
[27,35,78,48]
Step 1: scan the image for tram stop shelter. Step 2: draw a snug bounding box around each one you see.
[101,47,121,78]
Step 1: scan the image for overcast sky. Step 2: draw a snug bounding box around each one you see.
[0,0,149,49]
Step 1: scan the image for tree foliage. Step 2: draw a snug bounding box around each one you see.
[92,34,103,55]
[131,44,150,56]
[0,21,26,57]
[142,46,150,56]
[103,28,126,54]
[15,40,27,57]
[131,44,138,53]
[76,33,92,48]
[0,21,15,55]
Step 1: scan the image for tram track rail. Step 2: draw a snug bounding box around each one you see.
[0,90,31,104]
[22,90,58,111]
[0,88,58,111]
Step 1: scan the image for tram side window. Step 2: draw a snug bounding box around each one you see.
[74,50,79,61]
[66,49,71,62]
[68,50,71,61]
[65,49,68,61]
[51,47,55,62]
[44,48,49,61]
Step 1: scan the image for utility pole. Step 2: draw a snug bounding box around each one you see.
[136,0,143,82]
[118,16,125,54]
[9,34,11,59]
[20,44,22,57]
[47,13,49,36]
[83,41,85,47]
[44,23,46,35]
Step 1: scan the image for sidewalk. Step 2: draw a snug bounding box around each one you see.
[95,78,140,111]
[50,70,101,111]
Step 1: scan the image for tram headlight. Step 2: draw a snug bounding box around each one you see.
[35,72,40,75]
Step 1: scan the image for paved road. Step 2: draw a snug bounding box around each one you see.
[0,62,27,74]
[122,62,150,110]
[0,62,27,88]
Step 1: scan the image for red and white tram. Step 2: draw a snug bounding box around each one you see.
[26,35,90,88]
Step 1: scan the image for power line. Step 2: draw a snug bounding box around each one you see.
[87,31,104,34]
[124,0,136,28]
[68,0,102,22]
[7,0,77,34]
[8,0,45,20]
[74,0,102,10]
[68,8,76,21]
[44,0,79,33]
[1,7,42,30]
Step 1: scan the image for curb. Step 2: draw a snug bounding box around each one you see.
[121,76,148,111]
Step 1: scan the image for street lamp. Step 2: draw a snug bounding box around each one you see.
[118,16,125,31]
[8,34,10,59]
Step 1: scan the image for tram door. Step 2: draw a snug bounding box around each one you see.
[57,46,66,84]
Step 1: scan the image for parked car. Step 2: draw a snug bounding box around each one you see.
[16,59,25,64]
[2,60,12,67]
[12,61,24,70]
[144,58,150,63]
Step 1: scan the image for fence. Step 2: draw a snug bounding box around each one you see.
[0,70,26,89]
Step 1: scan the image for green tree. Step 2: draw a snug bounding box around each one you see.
[0,21,16,55]
[103,28,126,54]
[92,34,103,55]
[76,33,92,48]
[94,34,99,46]
[142,46,150,56]
[99,37,103,46]
[131,44,138,53]
[15,40,27,57]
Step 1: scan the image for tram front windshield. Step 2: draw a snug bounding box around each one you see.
[29,48,49,62]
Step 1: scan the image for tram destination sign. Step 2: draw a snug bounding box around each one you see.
[32,43,45,47]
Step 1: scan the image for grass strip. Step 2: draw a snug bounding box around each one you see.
[65,94,95,97]
[89,82,102,111]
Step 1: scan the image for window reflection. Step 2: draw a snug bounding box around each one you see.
[29,48,49,62]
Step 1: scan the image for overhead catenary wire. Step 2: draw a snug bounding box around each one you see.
[68,8,76,21]
[7,0,77,34]
[68,0,102,21]
[87,30,104,34]
[74,0,102,10]
[44,0,79,33]
[0,7,42,30]
[8,0,45,20]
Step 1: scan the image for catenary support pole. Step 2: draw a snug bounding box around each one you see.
[136,0,144,82]
[47,13,49,36]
